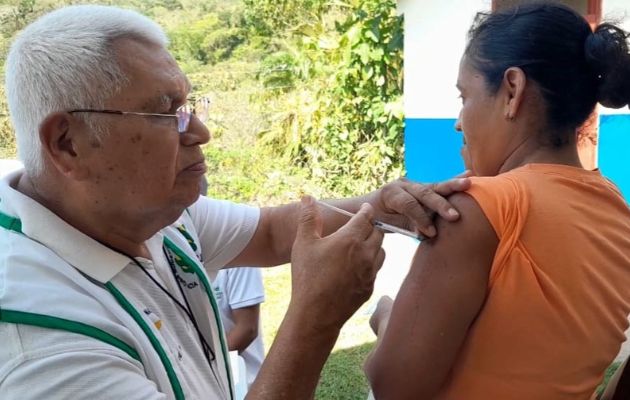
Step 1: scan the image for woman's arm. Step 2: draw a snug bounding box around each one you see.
[365,192,498,399]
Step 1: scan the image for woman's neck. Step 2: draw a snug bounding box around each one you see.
[499,135,583,174]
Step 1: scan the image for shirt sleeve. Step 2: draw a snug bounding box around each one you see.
[466,175,527,240]
[466,174,529,285]
[0,348,167,400]
[187,196,261,276]
[225,267,265,309]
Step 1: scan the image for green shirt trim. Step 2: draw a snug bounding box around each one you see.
[0,309,141,362]
[0,208,22,234]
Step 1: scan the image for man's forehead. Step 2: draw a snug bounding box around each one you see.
[112,37,190,101]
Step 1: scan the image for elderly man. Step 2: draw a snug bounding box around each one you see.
[0,5,468,400]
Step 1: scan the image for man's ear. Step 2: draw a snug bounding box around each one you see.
[38,112,90,180]
[502,67,527,121]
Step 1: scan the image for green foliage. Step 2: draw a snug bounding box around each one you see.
[169,14,245,69]
[203,143,309,205]
[0,85,16,159]
[258,51,297,90]
[255,0,405,196]
[242,0,328,37]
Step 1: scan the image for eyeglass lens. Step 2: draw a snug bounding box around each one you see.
[176,97,210,133]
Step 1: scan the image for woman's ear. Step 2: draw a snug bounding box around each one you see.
[502,67,527,121]
[38,112,90,180]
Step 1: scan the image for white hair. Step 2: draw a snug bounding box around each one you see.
[5,5,169,175]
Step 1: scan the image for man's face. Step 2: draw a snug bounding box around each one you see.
[79,38,210,221]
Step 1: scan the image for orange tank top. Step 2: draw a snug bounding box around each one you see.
[437,164,630,400]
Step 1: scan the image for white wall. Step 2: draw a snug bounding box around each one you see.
[601,0,630,115]
[398,0,630,118]
[603,0,630,29]
[398,0,491,119]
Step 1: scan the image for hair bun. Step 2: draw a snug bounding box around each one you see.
[584,23,630,109]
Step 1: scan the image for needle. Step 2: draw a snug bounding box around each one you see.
[317,201,424,241]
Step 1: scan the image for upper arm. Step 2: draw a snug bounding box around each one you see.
[0,348,166,400]
[228,205,300,267]
[366,192,498,399]
[188,197,261,271]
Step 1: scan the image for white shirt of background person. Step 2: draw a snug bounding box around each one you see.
[213,267,265,388]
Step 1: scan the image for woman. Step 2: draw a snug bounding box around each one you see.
[365,3,630,400]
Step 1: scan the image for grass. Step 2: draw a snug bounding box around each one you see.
[261,265,376,399]
[315,343,374,400]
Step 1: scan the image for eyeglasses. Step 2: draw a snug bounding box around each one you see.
[69,97,211,134]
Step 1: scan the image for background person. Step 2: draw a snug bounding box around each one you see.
[213,267,266,389]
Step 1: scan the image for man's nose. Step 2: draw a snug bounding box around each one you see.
[181,115,210,146]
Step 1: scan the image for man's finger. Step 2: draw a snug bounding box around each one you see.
[433,177,471,197]
[365,223,385,250]
[338,203,376,240]
[393,185,450,236]
[296,195,323,240]
[406,179,470,222]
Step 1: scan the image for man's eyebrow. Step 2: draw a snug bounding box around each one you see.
[142,94,172,112]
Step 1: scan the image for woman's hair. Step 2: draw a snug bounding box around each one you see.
[5,5,168,175]
[465,1,630,146]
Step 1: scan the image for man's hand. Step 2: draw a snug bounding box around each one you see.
[248,196,385,399]
[290,195,386,330]
[369,174,472,238]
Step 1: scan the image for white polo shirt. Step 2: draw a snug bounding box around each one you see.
[213,267,266,388]
[0,170,260,400]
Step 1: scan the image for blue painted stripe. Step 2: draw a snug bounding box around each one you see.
[599,115,630,200]
[404,116,629,200]
[404,118,464,183]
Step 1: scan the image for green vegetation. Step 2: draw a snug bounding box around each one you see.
[0,0,404,200]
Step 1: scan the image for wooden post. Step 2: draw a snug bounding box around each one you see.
[578,0,602,170]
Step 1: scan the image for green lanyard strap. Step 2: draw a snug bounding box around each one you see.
[163,236,235,400]
[105,282,186,400]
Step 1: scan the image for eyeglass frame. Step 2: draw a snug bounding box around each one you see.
[68,97,210,134]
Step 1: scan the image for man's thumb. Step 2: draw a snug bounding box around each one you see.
[296,195,323,240]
